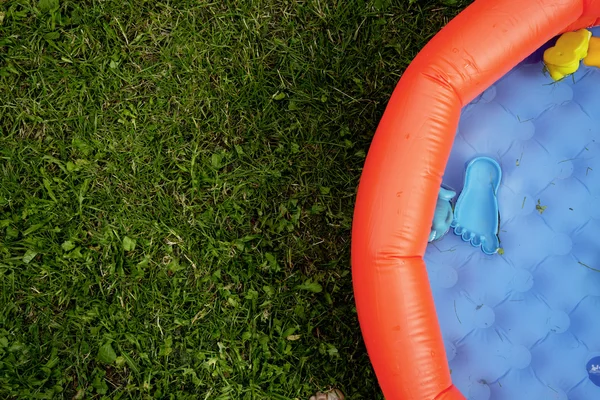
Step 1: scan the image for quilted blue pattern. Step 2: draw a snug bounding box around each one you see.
[425,27,600,400]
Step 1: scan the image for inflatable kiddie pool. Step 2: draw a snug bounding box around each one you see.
[351,0,600,399]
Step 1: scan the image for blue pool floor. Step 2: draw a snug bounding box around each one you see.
[425,27,600,400]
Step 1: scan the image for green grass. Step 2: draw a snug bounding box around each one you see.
[0,0,469,398]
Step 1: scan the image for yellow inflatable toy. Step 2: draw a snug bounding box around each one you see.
[543,29,591,80]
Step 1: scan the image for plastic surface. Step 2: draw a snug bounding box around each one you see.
[351,0,600,399]
[430,187,457,242]
[451,157,501,255]
[426,27,600,399]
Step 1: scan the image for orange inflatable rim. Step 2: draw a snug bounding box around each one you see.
[351,0,600,399]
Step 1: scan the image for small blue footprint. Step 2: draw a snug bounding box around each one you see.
[429,187,456,242]
[451,157,502,255]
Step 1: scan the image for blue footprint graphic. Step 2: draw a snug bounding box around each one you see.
[451,157,501,255]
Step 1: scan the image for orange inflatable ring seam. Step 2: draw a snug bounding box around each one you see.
[351,0,600,399]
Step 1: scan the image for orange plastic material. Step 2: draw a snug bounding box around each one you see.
[351,0,600,399]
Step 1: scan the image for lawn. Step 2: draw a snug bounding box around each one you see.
[0,0,469,398]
